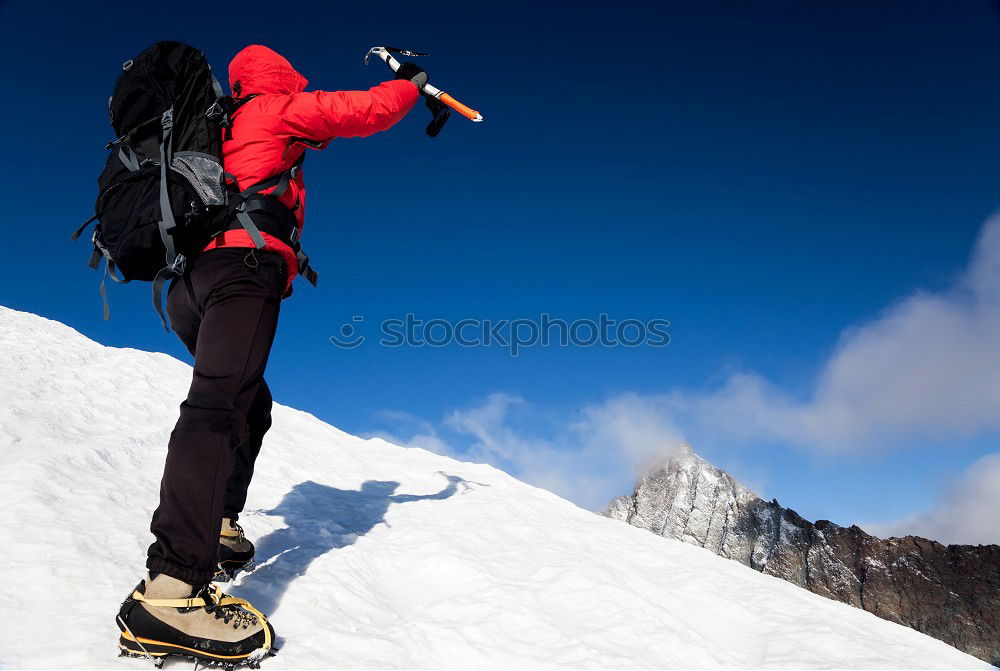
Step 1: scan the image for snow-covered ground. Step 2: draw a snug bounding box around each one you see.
[0,306,989,669]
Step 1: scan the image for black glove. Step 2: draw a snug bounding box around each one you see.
[424,95,450,138]
[395,62,428,90]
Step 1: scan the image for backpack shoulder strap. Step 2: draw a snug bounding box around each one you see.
[226,150,305,201]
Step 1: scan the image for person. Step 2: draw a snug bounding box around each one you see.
[116,44,425,665]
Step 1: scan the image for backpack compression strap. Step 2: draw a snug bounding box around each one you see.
[71,217,127,320]
[151,108,183,331]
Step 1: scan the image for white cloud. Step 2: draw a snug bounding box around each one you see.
[573,393,687,469]
[368,410,453,456]
[373,392,685,511]
[866,453,1000,545]
[672,217,1000,451]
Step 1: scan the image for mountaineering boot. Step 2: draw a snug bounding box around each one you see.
[218,517,256,580]
[117,573,275,667]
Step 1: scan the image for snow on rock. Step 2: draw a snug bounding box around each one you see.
[0,306,989,669]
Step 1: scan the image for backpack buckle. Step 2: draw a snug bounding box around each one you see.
[206,101,230,127]
[168,254,187,275]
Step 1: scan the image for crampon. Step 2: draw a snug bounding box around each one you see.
[118,644,278,670]
[214,558,257,583]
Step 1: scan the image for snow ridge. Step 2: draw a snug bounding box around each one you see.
[0,306,988,669]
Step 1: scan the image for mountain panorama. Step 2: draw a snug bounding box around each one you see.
[604,444,1000,666]
[0,305,992,669]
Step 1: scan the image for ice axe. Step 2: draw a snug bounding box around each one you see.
[364,46,483,137]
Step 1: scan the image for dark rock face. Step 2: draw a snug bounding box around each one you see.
[603,445,1000,665]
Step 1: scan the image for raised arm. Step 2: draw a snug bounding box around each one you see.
[270,79,420,142]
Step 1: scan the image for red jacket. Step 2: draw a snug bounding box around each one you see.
[205,45,419,293]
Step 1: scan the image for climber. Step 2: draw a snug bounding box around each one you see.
[116,44,424,666]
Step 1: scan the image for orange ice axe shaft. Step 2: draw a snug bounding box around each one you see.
[364,46,484,122]
[436,92,481,122]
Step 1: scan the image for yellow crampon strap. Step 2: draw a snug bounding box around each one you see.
[131,590,213,609]
[132,584,272,655]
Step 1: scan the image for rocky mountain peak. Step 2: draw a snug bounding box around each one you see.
[607,445,761,556]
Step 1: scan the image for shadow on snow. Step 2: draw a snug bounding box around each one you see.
[230,472,480,617]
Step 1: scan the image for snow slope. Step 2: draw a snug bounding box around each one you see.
[0,306,989,670]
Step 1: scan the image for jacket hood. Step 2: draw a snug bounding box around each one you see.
[229,45,308,96]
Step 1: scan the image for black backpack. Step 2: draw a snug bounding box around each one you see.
[73,41,316,329]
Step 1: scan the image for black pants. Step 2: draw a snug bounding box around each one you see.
[147,248,286,585]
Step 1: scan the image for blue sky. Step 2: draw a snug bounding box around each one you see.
[1,0,999,542]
